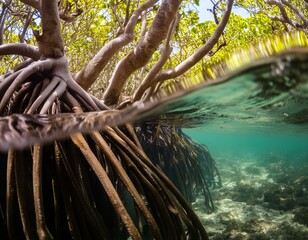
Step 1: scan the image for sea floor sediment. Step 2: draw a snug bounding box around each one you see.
[193,153,308,240]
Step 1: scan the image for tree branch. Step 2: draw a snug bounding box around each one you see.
[111,3,125,32]
[0,43,40,60]
[151,0,233,85]
[0,2,10,45]
[103,0,182,106]
[132,12,180,101]
[74,0,158,90]
[266,0,297,27]
[124,0,131,27]
[59,0,83,23]
[19,0,40,10]
[280,0,308,28]
[19,8,34,43]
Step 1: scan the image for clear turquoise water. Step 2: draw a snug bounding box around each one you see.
[156,50,308,162]
[183,125,308,239]
[184,128,308,161]
[172,51,308,238]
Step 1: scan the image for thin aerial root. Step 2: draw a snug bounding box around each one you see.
[104,128,180,237]
[68,89,94,111]
[40,78,67,113]
[32,144,53,240]
[91,131,162,240]
[109,126,150,163]
[7,82,32,113]
[71,133,141,240]
[15,151,36,240]
[109,127,209,239]
[6,150,16,239]
[62,91,82,109]
[90,94,109,110]
[67,76,100,111]
[114,145,176,239]
[24,80,44,114]
[55,141,109,239]
[26,78,56,113]
[14,58,35,72]
[152,174,194,237]
[54,153,82,239]
[195,163,215,212]
[52,144,62,238]
[124,124,143,150]
[0,59,54,113]
[0,69,22,96]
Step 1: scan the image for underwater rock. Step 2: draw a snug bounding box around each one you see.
[248,233,271,240]
[222,231,248,240]
[262,182,308,210]
[272,173,292,184]
[262,194,294,211]
[262,171,308,212]
[263,191,278,202]
[193,143,308,240]
[279,197,295,210]
[295,197,308,207]
[266,221,308,240]
[244,165,261,175]
[293,207,308,226]
[295,176,308,188]
[230,183,262,205]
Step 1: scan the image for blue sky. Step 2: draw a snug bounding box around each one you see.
[197,1,250,21]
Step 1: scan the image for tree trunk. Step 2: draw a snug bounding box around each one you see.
[103,0,181,106]
[37,0,64,58]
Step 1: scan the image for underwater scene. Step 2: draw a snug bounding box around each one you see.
[180,38,308,238]
[184,123,308,239]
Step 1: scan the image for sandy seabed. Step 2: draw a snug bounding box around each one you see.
[193,152,308,240]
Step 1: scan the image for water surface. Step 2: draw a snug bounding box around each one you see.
[177,50,308,239]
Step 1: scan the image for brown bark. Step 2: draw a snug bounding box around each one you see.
[150,0,233,85]
[20,0,40,10]
[261,0,308,33]
[0,3,9,45]
[74,0,158,91]
[37,0,64,58]
[103,0,182,106]
[132,12,179,101]
[0,43,40,60]
[266,0,297,27]
[280,0,308,28]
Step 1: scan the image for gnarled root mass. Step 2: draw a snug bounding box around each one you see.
[0,57,209,239]
[135,123,221,213]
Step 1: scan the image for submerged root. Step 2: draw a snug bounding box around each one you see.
[0,58,209,239]
[135,123,221,213]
